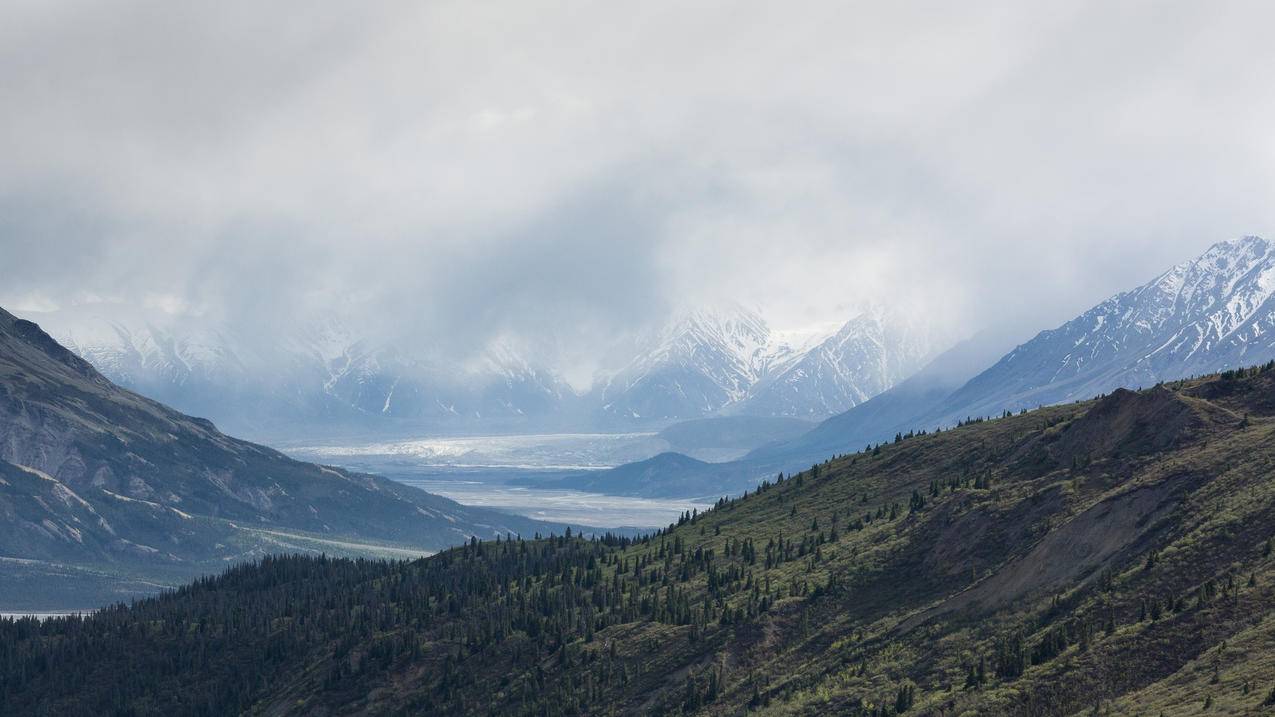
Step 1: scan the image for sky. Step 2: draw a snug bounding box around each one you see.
[4,1,1275,384]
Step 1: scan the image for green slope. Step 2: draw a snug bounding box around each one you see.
[3,364,1275,715]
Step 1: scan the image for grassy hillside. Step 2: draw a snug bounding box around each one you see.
[3,364,1275,715]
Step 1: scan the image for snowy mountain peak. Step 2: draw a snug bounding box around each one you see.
[732,306,939,418]
[30,298,947,432]
[597,303,775,419]
[1078,235,1275,362]
[937,235,1275,421]
[1141,235,1275,332]
[598,302,939,421]
[654,302,771,371]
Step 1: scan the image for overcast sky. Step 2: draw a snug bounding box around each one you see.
[4,1,1275,380]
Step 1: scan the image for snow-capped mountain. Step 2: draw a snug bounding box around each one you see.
[733,307,936,418]
[32,299,945,436]
[29,305,577,439]
[595,303,938,421]
[934,235,1275,421]
[595,304,778,420]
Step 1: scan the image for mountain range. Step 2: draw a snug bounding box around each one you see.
[7,235,1274,603]
[596,303,937,422]
[35,305,578,440]
[29,302,941,440]
[0,307,563,608]
[928,234,1275,421]
[584,236,1275,498]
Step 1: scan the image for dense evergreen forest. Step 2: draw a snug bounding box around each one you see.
[3,364,1275,716]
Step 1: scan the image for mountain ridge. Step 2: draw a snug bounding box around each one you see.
[589,236,1275,499]
[598,303,939,423]
[33,301,943,439]
[929,235,1275,423]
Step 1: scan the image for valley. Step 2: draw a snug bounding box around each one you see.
[6,7,1275,713]
[305,461,714,530]
[283,424,793,527]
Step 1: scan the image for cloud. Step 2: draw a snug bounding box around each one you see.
[3,0,1275,378]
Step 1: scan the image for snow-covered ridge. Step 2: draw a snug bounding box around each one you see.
[939,236,1275,420]
[1017,235,1275,379]
[28,299,945,434]
[28,305,576,434]
[597,302,940,421]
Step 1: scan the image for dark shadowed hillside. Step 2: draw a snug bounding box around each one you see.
[552,451,739,498]
[657,416,813,462]
[3,363,1274,714]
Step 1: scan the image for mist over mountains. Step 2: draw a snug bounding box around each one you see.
[29,302,947,440]
[30,236,1275,461]
[591,236,1275,497]
[929,235,1275,421]
[792,236,1275,443]
[597,303,939,422]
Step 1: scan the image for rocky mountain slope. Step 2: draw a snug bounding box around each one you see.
[598,236,1275,500]
[931,235,1275,422]
[5,363,1273,715]
[0,307,562,608]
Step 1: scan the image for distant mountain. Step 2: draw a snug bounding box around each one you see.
[929,235,1275,423]
[34,301,943,440]
[731,307,935,418]
[595,303,939,423]
[547,452,739,499]
[33,305,579,440]
[744,330,1016,467]
[563,334,1015,499]
[770,236,1275,468]
[586,236,1275,499]
[594,305,787,421]
[535,333,1009,499]
[0,307,563,608]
